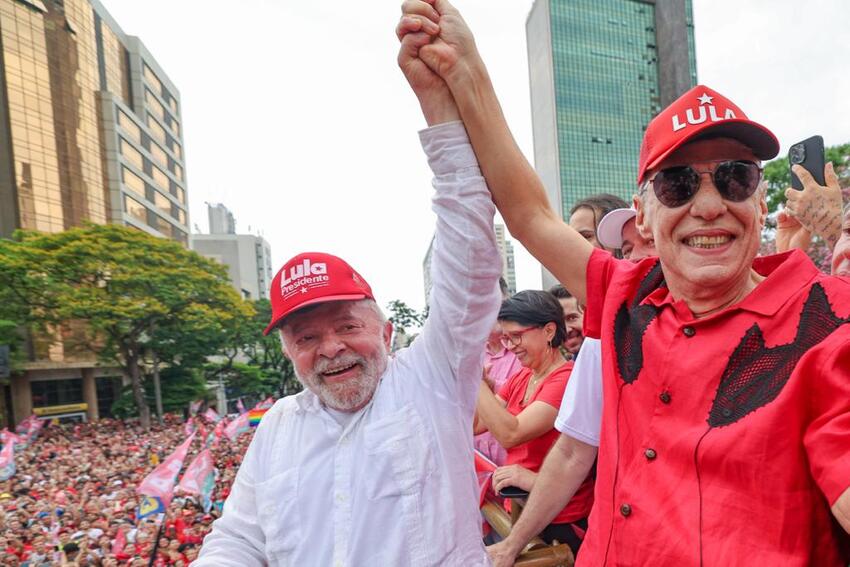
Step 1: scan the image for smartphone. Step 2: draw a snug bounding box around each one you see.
[789,135,825,190]
[498,485,529,499]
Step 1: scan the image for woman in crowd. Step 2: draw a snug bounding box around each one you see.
[568,193,629,253]
[475,291,594,554]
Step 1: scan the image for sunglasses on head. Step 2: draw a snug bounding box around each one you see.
[646,160,762,208]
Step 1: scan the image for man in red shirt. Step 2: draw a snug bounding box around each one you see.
[396,1,850,565]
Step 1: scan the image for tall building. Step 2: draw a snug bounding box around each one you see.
[192,204,273,301]
[527,0,696,286]
[422,223,516,306]
[527,0,696,218]
[208,202,235,235]
[0,0,189,242]
[0,0,189,424]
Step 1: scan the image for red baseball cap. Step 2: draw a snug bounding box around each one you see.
[637,85,779,183]
[264,252,374,335]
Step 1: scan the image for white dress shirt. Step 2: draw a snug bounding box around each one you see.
[193,121,501,567]
[555,337,603,446]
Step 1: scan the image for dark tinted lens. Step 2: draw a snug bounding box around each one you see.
[653,166,700,207]
[713,161,760,201]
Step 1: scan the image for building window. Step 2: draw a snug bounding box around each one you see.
[117,110,140,143]
[152,189,171,212]
[143,63,163,95]
[124,194,147,223]
[171,161,183,182]
[146,115,167,145]
[149,142,168,169]
[145,88,166,122]
[31,378,83,408]
[150,165,169,192]
[119,138,144,170]
[122,167,145,196]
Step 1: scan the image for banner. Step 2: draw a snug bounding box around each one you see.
[0,438,16,481]
[224,413,250,441]
[177,448,213,495]
[136,432,196,506]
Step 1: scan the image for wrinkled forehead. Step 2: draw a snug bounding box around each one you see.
[281,300,366,332]
[651,136,760,173]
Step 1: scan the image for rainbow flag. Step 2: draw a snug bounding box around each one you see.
[248,408,268,428]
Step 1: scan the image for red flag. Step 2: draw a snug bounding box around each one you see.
[112,526,126,556]
[136,433,196,506]
[177,449,214,495]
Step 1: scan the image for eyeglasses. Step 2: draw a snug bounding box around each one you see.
[499,327,539,349]
[646,160,762,208]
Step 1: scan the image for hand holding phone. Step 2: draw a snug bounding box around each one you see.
[789,135,825,189]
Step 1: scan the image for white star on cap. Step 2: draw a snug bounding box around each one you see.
[697,93,713,105]
[300,287,308,294]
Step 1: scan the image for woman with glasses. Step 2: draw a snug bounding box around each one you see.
[474,290,595,554]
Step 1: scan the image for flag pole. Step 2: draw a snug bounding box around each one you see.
[147,506,167,567]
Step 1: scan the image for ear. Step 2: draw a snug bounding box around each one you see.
[634,192,653,240]
[383,321,394,350]
[543,321,557,343]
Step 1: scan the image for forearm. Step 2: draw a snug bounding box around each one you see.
[443,60,592,301]
[477,384,521,447]
[502,435,597,554]
[417,86,461,126]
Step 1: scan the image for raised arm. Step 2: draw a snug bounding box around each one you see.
[398,0,594,301]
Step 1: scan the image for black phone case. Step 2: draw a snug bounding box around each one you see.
[789,135,825,190]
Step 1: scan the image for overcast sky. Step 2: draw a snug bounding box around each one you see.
[104,0,850,313]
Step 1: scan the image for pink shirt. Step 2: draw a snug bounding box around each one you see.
[474,346,523,464]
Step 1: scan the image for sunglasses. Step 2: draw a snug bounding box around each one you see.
[647,160,762,208]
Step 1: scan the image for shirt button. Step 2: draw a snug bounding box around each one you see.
[721,407,733,418]
[620,504,632,517]
[659,391,671,404]
[335,493,345,502]
[644,448,657,460]
[682,326,696,337]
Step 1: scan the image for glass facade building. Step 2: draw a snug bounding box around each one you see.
[527,0,696,221]
[0,0,189,243]
[0,0,188,425]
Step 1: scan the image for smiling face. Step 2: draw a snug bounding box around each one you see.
[498,320,555,369]
[557,296,584,354]
[636,137,766,299]
[832,206,850,277]
[280,300,392,412]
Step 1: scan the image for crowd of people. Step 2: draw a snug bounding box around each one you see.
[0,415,253,566]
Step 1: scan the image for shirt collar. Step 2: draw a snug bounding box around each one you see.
[642,250,819,317]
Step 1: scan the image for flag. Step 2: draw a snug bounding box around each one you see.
[224,413,250,441]
[189,400,202,416]
[254,397,275,410]
[211,419,226,448]
[248,408,268,428]
[136,433,196,506]
[14,415,33,434]
[0,438,16,481]
[202,408,220,423]
[474,450,498,508]
[200,468,217,513]
[236,398,246,415]
[137,495,165,521]
[0,428,23,446]
[177,448,214,495]
[112,526,126,556]
[183,419,195,437]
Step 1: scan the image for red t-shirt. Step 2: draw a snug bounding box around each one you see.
[499,362,594,524]
[580,248,850,566]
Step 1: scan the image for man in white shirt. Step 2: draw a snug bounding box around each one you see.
[193,23,501,567]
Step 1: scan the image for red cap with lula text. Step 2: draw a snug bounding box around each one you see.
[637,85,779,183]
[264,252,374,335]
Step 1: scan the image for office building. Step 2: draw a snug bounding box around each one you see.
[192,204,273,301]
[527,0,696,286]
[423,223,516,305]
[0,0,189,424]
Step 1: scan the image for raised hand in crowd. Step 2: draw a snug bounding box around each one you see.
[784,162,844,248]
[774,210,812,253]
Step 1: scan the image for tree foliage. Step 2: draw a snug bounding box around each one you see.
[0,224,252,428]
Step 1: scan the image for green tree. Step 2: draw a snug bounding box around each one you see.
[763,142,850,213]
[386,299,424,333]
[0,224,252,429]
